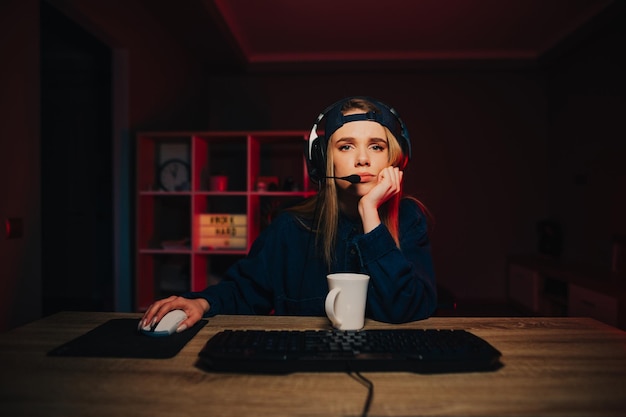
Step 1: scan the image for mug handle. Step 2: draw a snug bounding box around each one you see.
[325,287,342,328]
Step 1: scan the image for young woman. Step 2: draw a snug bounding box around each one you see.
[141,96,437,332]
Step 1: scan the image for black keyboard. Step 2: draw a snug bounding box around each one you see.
[198,328,502,374]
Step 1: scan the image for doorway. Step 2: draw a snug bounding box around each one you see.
[40,2,114,314]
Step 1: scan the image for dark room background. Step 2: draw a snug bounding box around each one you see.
[0,0,624,331]
[40,2,114,315]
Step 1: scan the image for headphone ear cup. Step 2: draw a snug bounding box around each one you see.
[307,136,326,183]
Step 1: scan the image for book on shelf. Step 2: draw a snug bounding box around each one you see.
[198,236,247,250]
[199,226,247,237]
[198,213,247,226]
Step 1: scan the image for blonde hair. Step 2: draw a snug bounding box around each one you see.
[288,98,422,269]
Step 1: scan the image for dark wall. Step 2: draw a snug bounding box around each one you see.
[545,15,626,267]
[207,71,549,299]
[0,0,42,331]
[203,9,625,299]
[204,16,626,296]
[40,1,114,315]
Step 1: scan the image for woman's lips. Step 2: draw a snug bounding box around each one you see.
[356,173,375,182]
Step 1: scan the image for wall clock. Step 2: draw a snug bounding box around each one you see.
[158,159,190,191]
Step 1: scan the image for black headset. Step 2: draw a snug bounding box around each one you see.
[305,96,412,183]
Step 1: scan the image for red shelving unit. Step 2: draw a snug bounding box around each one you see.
[135,131,315,311]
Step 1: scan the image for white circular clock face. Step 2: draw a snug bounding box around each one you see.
[159,160,190,191]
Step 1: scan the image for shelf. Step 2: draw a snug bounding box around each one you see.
[135,131,312,311]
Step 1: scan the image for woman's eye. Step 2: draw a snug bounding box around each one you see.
[370,144,385,151]
[339,145,353,151]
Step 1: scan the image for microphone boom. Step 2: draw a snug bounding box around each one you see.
[325,175,361,184]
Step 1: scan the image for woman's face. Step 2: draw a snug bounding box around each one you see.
[329,111,390,197]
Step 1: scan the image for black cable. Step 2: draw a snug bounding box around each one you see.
[348,371,374,417]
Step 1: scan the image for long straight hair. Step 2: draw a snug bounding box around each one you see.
[288,98,427,269]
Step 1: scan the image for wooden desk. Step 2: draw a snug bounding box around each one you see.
[1,312,625,417]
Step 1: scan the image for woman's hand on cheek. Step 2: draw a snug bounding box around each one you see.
[362,166,403,208]
[358,167,403,233]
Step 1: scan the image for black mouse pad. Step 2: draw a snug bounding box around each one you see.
[47,318,208,359]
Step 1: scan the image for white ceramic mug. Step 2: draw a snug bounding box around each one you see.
[325,273,370,331]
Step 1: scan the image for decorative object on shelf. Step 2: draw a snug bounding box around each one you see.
[209,174,229,191]
[257,176,279,192]
[197,214,247,250]
[159,159,190,191]
[282,176,299,191]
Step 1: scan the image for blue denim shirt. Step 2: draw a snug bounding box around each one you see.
[186,198,437,323]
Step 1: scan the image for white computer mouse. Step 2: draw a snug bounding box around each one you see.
[141,309,188,337]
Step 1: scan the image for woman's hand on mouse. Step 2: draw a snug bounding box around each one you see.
[140,296,209,332]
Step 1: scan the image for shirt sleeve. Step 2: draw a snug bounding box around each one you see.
[183,220,279,317]
[352,198,437,323]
